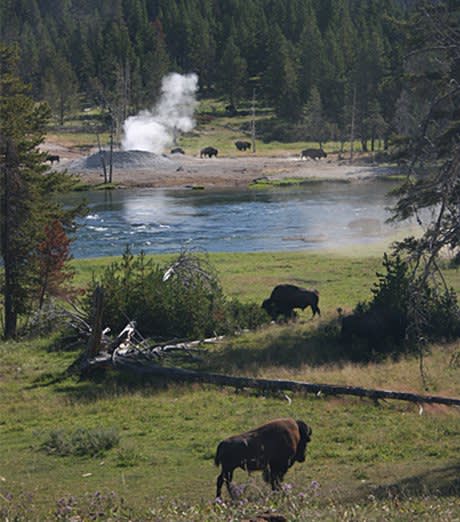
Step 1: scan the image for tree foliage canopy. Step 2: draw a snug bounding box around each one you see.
[0,0,408,137]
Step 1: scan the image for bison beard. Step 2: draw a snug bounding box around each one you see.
[214,418,312,499]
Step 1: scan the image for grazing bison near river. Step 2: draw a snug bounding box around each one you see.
[215,418,312,498]
[262,284,320,321]
[300,148,327,160]
[200,146,218,158]
[235,140,251,151]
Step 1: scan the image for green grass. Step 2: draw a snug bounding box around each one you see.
[48,99,386,160]
[1,251,460,520]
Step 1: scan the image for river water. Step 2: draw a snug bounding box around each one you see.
[65,181,405,259]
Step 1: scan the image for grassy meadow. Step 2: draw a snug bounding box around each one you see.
[1,249,460,521]
[47,97,385,159]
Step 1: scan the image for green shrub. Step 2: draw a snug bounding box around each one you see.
[85,248,269,340]
[41,427,119,457]
[343,254,460,360]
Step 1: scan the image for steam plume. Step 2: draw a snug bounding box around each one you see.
[122,72,198,153]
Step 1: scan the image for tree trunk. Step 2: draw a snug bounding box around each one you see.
[78,349,460,408]
[2,139,18,338]
[85,286,105,359]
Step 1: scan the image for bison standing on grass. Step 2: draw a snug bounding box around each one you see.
[262,284,320,321]
[214,418,312,499]
[235,140,251,151]
[200,146,218,158]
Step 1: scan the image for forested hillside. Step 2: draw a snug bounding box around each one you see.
[1,0,409,143]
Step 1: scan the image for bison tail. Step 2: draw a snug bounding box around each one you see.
[214,441,223,467]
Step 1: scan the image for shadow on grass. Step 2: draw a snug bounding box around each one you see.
[368,462,460,499]
[199,319,350,373]
[37,318,394,402]
[56,368,180,402]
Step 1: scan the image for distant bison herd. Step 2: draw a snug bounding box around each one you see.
[170,144,329,159]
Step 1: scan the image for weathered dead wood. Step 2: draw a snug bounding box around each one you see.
[105,353,460,407]
[85,286,104,359]
[75,319,460,408]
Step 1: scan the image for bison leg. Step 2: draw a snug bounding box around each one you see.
[311,304,321,317]
[216,469,234,498]
[224,470,235,499]
[216,472,224,498]
[269,461,289,491]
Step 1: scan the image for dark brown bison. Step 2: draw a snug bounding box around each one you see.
[215,418,312,498]
[46,154,60,164]
[171,147,184,154]
[235,140,251,151]
[262,284,320,321]
[300,148,327,160]
[200,146,218,158]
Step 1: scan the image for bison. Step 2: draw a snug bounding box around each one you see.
[262,284,320,321]
[215,418,312,498]
[171,147,185,154]
[235,140,251,151]
[300,148,327,160]
[200,146,218,158]
[46,154,60,164]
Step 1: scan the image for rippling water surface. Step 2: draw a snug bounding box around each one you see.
[64,181,405,258]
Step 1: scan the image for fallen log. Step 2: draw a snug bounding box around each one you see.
[107,353,460,408]
[75,316,460,408]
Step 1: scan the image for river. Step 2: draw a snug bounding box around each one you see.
[64,180,406,259]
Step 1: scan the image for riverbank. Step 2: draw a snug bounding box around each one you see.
[44,139,401,189]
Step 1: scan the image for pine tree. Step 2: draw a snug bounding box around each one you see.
[297,4,325,105]
[302,86,328,146]
[218,36,247,106]
[388,2,460,354]
[0,45,80,338]
[263,25,300,121]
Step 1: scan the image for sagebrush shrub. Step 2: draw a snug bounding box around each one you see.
[41,427,119,457]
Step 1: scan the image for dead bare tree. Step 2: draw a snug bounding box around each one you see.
[388,2,460,382]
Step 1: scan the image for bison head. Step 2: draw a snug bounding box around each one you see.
[295,421,312,462]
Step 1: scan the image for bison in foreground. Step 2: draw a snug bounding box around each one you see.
[262,284,320,321]
[200,146,218,158]
[215,418,312,498]
[235,140,251,151]
[300,148,327,160]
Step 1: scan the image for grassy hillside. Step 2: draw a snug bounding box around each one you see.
[47,98,379,159]
[1,251,459,520]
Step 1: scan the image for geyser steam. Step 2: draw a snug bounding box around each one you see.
[122,72,198,153]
